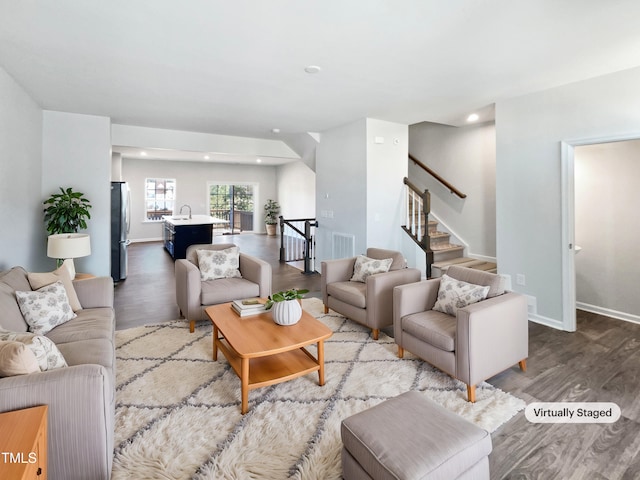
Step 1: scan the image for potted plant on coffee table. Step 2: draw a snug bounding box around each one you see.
[264,199,280,236]
[265,288,309,325]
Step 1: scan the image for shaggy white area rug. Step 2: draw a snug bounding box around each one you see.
[112,297,525,479]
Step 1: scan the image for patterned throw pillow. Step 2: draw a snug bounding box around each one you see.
[350,255,393,283]
[0,340,40,377]
[433,274,490,316]
[28,265,83,312]
[16,281,77,335]
[197,247,243,281]
[0,331,68,371]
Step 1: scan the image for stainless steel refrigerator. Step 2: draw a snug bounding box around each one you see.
[110,182,130,282]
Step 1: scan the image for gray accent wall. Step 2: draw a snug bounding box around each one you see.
[0,66,43,271]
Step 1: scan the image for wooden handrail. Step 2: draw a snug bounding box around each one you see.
[408,153,467,199]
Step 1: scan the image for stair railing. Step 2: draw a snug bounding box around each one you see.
[409,153,467,199]
[279,216,318,274]
[402,178,434,278]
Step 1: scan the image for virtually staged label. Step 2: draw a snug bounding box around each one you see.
[525,402,621,423]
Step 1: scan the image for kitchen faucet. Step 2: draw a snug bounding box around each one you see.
[179,204,192,219]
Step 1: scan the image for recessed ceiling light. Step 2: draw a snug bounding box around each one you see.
[271,128,280,134]
[467,113,479,122]
[204,155,210,160]
[140,151,147,156]
[304,65,322,74]
[256,158,262,163]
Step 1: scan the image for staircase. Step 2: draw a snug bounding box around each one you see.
[402,177,496,278]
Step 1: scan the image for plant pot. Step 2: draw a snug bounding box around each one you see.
[271,300,302,326]
[266,224,277,236]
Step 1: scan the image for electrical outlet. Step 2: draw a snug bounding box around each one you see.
[516,274,526,286]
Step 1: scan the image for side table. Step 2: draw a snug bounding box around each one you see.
[0,405,48,479]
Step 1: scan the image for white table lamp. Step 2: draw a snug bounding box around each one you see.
[47,233,91,279]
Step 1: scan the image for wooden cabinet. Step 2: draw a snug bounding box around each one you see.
[0,405,48,479]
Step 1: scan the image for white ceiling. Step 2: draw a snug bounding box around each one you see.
[2,1,640,149]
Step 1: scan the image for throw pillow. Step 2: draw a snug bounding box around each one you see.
[197,247,243,281]
[350,255,393,282]
[0,331,68,371]
[0,340,40,377]
[433,274,490,316]
[16,281,77,335]
[28,265,82,312]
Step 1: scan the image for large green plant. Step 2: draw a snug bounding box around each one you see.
[264,199,280,225]
[43,187,92,234]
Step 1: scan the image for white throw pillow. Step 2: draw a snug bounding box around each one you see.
[16,281,77,335]
[28,265,83,312]
[197,247,243,281]
[350,255,393,283]
[0,340,40,377]
[433,274,490,316]
[0,331,68,371]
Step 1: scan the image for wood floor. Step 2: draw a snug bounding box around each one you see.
[114,235,640,479]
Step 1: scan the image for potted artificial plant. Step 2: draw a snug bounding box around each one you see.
[43,187,92,235]
[265,288,309,325]
[264,199,280,236]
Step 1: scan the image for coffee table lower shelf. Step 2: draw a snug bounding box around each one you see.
[215,338,325,413]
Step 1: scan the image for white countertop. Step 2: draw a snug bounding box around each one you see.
[162,214,229,226]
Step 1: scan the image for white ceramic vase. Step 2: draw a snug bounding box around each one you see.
[271,300,302,326]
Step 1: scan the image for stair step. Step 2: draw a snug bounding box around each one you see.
[431,257,498,277]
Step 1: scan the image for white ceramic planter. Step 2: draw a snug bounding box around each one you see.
[271,300,302,326]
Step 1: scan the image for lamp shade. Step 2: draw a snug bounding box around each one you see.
[47,234,91,259]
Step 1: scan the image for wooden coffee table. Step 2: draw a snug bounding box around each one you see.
[205,302,333,414]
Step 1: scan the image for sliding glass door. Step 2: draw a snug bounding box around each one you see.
[208,183,255,233]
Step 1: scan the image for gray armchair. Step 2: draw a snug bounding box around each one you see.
[321,248,421,340]
[393,265,528,402]
[175,243,272,332]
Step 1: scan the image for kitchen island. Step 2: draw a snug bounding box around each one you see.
[162,215,229,259]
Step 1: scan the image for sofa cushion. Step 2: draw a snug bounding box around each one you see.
[16,281,77,335]
[0,330,68,371]
[433,274,490,316]
[350,255,393,283]
[45,308,114,345]
[0,267,31,332]
[201,277,260,305]
[327,281,367,309]
[28,266,82,312]
[0,340,40,377]
[197,246,242,280]
[402,310,457,352]
[57,338,114,371]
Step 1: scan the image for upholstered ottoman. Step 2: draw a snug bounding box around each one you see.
[341,391,492,480]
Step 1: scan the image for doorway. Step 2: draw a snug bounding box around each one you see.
[208,183,256,234]
[561,134,640,331]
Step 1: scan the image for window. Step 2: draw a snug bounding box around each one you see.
[208,183,255,232]
[145,178,176,221]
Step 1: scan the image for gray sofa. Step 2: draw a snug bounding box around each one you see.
[0,266,115,480]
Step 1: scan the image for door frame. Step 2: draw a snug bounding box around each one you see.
[561,131,640,331]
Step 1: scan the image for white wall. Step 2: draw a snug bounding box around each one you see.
[122,158,277,241]
[365,118,408,251]
[0,66,44,270]
[276,161,316,220]
[315,119,368,263]
[409,121,496,258]
[41,111,112,276]
[496,66,640,328]
[575,140,640,318]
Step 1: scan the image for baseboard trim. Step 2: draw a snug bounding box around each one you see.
[576,302,640,325]
[467,253,497,264]
[129,237,163,243]
[528,313,565,331]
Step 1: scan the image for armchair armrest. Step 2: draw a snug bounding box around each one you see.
[366,268,421,329]
[393,278,440,320]
[175,259,202,319]
[73,276,114,308]
[456,292,529,386]
[321,257,357,303]
[239,253,272,297]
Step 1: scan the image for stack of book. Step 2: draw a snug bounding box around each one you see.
[231,298,268,317]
